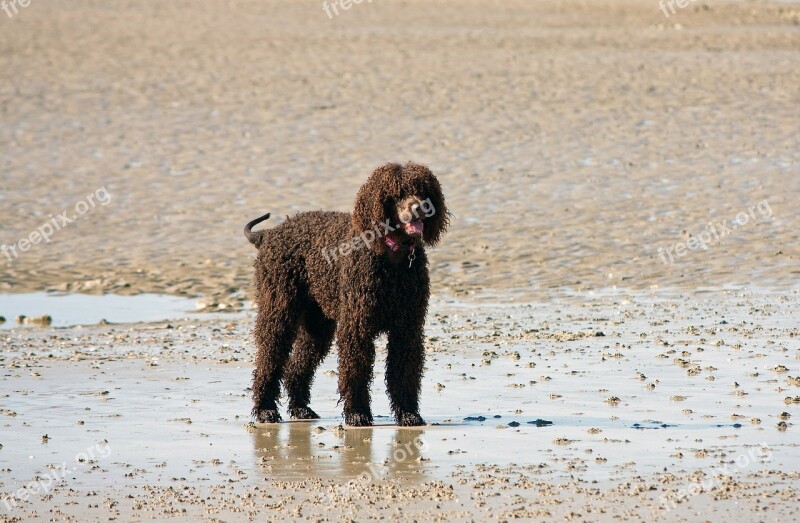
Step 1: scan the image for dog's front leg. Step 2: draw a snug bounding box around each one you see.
[336,321,376,427]
[386,326,426,427]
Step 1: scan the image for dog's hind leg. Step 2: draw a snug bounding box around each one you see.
[284,304,335,420]
[252,286,300,423]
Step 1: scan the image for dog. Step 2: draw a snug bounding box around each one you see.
[244,162,448,426]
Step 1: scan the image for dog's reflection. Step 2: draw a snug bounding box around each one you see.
[252,422,429,481]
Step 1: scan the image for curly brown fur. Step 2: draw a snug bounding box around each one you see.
[247,162,448,427]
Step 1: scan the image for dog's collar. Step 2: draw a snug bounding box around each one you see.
[383,235,416,253]
[383,235,418,267]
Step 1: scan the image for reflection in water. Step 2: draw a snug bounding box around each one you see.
[340,426,376,478]
[251,422,429,482]
[384,429,428,478]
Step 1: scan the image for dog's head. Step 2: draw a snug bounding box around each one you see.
[353,162,449,254]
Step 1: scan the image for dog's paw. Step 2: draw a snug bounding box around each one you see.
[253,408,282,423]
[397,412,426,427]
[288,406,320,420]
[344,411,373,427]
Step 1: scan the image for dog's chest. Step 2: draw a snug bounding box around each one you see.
[370,266,426,324]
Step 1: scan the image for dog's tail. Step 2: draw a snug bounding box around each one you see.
[244,213,270,247]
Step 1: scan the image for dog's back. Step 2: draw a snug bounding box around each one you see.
[252,211,354,319]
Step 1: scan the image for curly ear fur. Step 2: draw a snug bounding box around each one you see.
[403,162,449,247]
[352,162,449,253]
[352,163,403,253]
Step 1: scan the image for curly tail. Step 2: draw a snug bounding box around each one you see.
[244,213,270,247]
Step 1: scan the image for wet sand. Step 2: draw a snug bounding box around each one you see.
[2,288,799,521]
[0,0,799,303]
[2,0,800,520]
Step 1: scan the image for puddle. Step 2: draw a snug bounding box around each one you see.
[0,292,224,329]
[1,357,792,493]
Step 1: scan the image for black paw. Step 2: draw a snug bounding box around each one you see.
[253,408,282,423]
[344,411,373,427]
[397,412,426,427]
[288,406,320,420]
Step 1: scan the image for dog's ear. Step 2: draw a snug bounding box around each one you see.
[404,162,449,247]
[353,163,403,253]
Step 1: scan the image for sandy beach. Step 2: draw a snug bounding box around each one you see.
[2,289,800,520]
[1,0,799,521]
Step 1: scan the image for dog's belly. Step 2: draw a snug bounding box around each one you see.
[307,284,340,320]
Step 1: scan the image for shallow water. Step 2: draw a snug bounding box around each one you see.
[0,292,234,330]
[3,358,789,491]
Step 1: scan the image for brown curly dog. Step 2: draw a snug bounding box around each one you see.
[244,162,448,427]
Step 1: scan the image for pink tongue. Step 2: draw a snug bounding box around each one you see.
[404,219,424,234]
